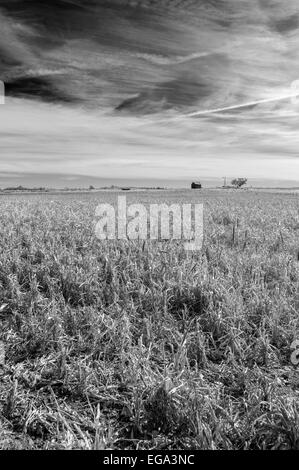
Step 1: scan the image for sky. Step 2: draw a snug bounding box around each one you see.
[0,0,299,187]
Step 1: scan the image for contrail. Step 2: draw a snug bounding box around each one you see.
[142,91,299,125]
[135,51,214,66]
[184,93,299,117]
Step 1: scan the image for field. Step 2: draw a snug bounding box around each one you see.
[0,189,298,450]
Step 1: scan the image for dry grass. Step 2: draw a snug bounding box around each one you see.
[0,189,298,450]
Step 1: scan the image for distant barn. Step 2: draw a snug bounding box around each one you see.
[191,182,202,189]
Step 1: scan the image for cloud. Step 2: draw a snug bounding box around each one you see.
[1,0,294,110]
[0,0,299,183]
[1,94,298,183]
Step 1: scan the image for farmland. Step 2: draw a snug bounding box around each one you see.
[0,189,298,449]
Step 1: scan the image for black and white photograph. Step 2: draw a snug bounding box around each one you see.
[0,0,298,456]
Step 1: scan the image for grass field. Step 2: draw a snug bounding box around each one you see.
[0,189,298,450]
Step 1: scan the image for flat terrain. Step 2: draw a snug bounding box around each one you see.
[0,189,298,449]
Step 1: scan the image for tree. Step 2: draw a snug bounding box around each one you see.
[231,178,247,189]
[89,185,95,190]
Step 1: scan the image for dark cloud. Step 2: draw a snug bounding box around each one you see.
[116,76,214,113]
[272,14,299,34]
[5,76,75,102]
[0,0,299,114]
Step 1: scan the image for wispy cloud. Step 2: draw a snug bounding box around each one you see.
[0,0,299,184]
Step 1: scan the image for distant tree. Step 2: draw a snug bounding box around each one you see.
[89,185,95,190]
[231,178,247,188]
